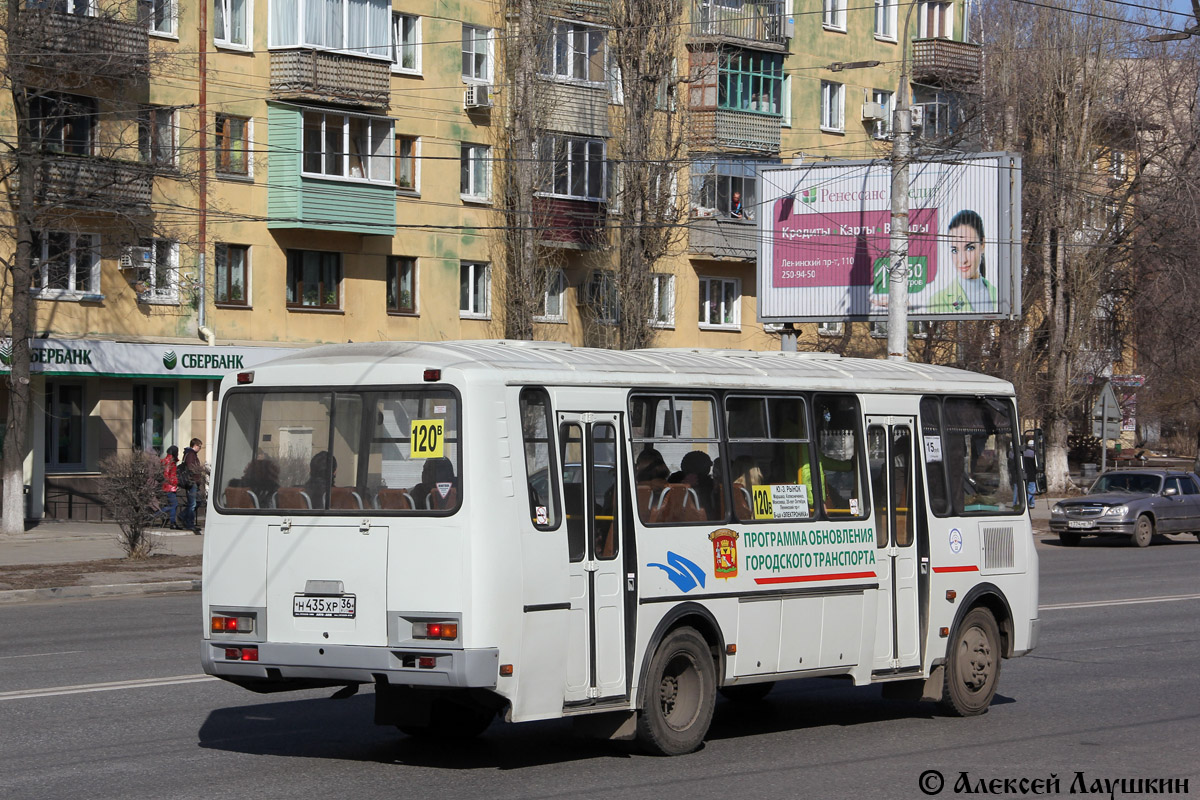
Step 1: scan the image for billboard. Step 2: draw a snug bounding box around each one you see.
[757,153,1022,322]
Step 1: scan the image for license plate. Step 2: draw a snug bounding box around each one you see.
[293,594,356,618]
[1068,520,1096,529]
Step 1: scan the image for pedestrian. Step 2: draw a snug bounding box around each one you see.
[180,438,204,534]
[1023,440,1038,509]
[161,445,180,529]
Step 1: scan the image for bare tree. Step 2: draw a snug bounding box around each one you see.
[1,1,190,532]
[97,450,163,558]
[604,0,689,350]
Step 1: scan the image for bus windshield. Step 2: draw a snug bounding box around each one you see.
[216,388,460,513]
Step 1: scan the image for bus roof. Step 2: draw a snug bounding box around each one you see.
[248,340,1014,395]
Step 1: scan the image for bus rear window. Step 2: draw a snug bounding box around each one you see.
[217,389,460,514]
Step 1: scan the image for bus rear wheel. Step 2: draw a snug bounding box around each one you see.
[940,607,1001,717]
[1058,531,1081,547]
[637,627,716,756]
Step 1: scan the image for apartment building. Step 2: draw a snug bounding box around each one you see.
[0,0,978,517]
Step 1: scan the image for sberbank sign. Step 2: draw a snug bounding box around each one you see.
[175,352,245,370]
[32,348,94,365]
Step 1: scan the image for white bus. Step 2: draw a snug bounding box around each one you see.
[201,341,1039,755]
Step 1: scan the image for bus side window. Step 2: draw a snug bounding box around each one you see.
[813,394,868,520]
[561,423,586,562]
[920,396,949,516]
[520,388,560,530]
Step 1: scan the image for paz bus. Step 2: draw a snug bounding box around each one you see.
[201,340,1039,755]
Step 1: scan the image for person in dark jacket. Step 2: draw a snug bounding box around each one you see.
[180,439,204,533]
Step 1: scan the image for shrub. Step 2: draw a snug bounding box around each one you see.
[98,450,164,559]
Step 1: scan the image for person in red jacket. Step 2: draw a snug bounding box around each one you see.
[160,445,180,529]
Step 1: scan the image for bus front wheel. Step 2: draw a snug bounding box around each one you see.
[940,607,1001,717]
[637,627,716,756]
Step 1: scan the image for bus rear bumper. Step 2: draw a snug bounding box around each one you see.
[202,640,500,691]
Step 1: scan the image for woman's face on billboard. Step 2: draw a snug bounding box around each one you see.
[949,223,983,280]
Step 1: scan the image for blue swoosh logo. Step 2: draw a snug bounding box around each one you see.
[647,552,707,593]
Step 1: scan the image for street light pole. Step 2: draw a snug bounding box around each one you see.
[887,0,920,362]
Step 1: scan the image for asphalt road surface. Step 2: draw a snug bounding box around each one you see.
[2,534,1198,800]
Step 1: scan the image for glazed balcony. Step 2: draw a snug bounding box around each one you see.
[535,197,606,249]
[691,0,788,50]
[270,48,391,111]
[910,38,982,86]
[19,9,149,82]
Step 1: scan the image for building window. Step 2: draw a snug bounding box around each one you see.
[135,239,178,303]
[32,231,99,296]
[215,114,250,176]
[823,0,846,30]
[462,25,492,81]
[460,143,490,200]
[820,81,844,132]
[138,106,175,167]
[286,249,341,310]
[650,274,674,327]
[45,383,85,470]
[544,19,606,83]
[781,75,792,126]
[691,158,770,220]
[30,93,95,155]
[460,261,490,318]
[871,89,893,137]
[35,0,94,16]
[215,0,248,46]
[540,135,605,201]
[268,0,388,56]
[392,13,419,72]
[535,269,567,322]
[699,276,740,329]
[874,0,896,38]
[818,321,845,336]
[587,271,619,324]
[718,48,783,116]
[870,320,889,338]
[396,135,418,191]
[917,1,953,38]
[140,0,174,34]
[133,385,176,455]
[302,111,394,184]
[215,243,249,305]
[387,256,417,314]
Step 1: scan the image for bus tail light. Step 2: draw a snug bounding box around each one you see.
[212,614,255,634]
[225,647,259,661]
[237,371,254,384]
[423,369,441,382]
[418,656,437,669]
[412,621,458,641]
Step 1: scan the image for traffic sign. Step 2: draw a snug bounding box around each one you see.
[1091,382,1121,440]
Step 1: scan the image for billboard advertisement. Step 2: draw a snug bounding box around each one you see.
[757,153,1022,322]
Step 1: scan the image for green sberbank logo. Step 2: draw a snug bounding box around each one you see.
[163,350,178,370]
[800,187,817,205]
[0,341,11,367]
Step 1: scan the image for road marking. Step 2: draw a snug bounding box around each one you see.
[0,674,218,702]
[1041,593,1200,611]
[0,650,84,661]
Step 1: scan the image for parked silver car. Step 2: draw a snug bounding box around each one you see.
[1049,469,1200,547]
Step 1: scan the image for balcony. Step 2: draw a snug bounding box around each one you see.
[691,0,788,49]
[910,38,982,85]
[535,197,606,249]
[688,216,757,261]
[19,9,149,82]
[270,48,391,110]
[690,109,780,154]
[31,154,154,212]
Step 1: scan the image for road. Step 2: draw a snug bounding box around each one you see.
[1,534,1198,800]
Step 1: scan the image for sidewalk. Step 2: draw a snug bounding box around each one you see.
[0,519,203,604]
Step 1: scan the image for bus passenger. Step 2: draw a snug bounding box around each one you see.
[306,451,336,509]
[414,457,457,509]
[670,450,716,518]
[635,448,670,516]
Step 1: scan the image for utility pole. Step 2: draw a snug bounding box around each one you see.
[887,0,920,362]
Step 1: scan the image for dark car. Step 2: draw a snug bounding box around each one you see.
[1049,469,1200,547]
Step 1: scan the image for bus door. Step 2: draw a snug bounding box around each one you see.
[868,417,922,672]
[558,413,626,703]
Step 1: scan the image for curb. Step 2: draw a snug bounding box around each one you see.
[0,578,201,605]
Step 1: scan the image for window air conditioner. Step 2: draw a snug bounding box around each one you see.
[119,245,151,270]
[465,83,493,109]
[909,106,925,128]
[861,101,886,122]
